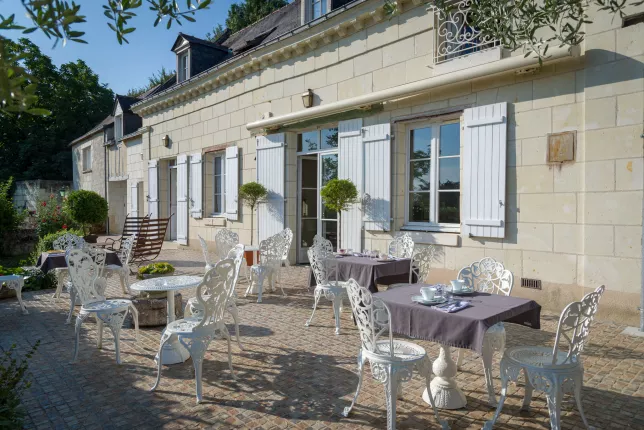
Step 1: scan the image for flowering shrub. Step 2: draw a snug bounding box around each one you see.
[34,194,75,237]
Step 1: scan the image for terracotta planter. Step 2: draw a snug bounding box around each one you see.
[244,250,255,266]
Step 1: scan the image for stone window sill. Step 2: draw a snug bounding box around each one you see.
[400,228,460,247]
[82,169,92,174]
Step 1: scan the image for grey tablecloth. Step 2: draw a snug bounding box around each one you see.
[307,256,414,293]
[36,251,122,274]
[374,284,541,353]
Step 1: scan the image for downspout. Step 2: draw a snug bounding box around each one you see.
[640,131,644,331]
[104,142,109,234]
[247,46,577,132]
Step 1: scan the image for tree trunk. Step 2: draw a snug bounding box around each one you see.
[250,204,254,246]
[337,211,342,251]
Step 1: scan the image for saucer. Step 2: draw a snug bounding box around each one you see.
[451,288,474,296]
[411,295,447,306]
[377,258,392,262]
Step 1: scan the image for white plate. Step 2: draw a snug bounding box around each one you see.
[411,295,447,306]
[451,289,475,296]
[377,258,393,262]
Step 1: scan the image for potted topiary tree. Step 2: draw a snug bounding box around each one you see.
[64,190,108,243]
[320,178,358,251]
[238,182,268,267]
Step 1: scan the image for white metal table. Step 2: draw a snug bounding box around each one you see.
[130,275,202,365]
[0,275,28,314]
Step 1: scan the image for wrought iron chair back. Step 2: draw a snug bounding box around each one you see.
[409,245,436,284]
[67,249,104,305]
[258,232,283,268]
[552,285,605,365]
[307,245,338,287]
[388,232,414,259]
[344,279,394,358]
[198,235,214,268]
[277,228,293,261]
[117,234,137,268]
[457,257,513,296]
[313,234,333,254]
[54,233,85,252]
[214,229,239,261]
[225,244,245,299]
[194,259,235,330]
[81,244,108,281]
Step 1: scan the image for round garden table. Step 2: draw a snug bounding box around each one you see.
[130,275,202,365]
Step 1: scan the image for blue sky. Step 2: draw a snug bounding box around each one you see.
[1,0,240,94]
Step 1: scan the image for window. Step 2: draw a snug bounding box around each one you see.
[82,147,92,172]
[297,127,338,153]
[311,0,327,20]
[406,122,461,230]
[212,153,225,215]
[178,52,189,82]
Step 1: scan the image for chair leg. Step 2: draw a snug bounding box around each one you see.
[66,288,76,325]
[332,293,342,335]
[256,271,265,303]
[481,336,497,407]
[483,363,510,430]
[418,356,448,429]
[547,382,563,430]
[221,325,237,380]
[151,332,172,392]
[383,364,398,430]
[71,313,89,363]
[342,350,366,417]
[456,348,464,370]
[129,304,140,342]
[305,288,322,327]
[183,335,209,404]
[14,279,28,315]
[572,372,591,429]
[245,270,255,297]
[97,319,104,349]
[119,270,128,295]
[184,301,192,318]
[227,303,243,350]
[521,367,534,411]
[53,270,65,299]
[103,310,127,365]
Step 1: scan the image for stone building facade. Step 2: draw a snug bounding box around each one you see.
[80,0,643,325]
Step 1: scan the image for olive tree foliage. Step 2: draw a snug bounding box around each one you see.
[385,0,643,63]
[1,0,212,115]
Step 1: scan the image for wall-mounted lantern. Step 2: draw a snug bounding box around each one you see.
[301,89,313,108]
[162,135,170,148]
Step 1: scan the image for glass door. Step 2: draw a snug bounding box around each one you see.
[319,153,338,250]
[297,157,318,263]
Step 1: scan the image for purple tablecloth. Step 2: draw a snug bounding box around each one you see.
[36,251,122,274]
[374,284,541,353]
[307,256,415,293]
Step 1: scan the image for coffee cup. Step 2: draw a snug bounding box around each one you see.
[450,280,465,292]
[420,286,436,301]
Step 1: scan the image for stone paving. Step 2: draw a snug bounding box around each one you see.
[1,248,643,429]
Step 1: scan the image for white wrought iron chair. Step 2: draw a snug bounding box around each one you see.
[104,234,137,295]
[342,279,448,430]
[198,234,215,272]
[52,233,85,299]
[388,232,414,259]
[245,231,287,302]
[214,229,239,261]
[455,257,514,406]
[388,245,436,289]
[313,234,334,254]
[484,285,605,430]
[65,244,108,324]
[275,227,293,285]
[67,249,139,365]
[184,244,245,350]
[151,258,237,404]
[305,245,346,335]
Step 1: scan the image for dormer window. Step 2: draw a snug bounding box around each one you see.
[178,51,190,82]
[311,0,326,20]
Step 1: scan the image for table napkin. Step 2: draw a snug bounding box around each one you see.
[436,300,471,313]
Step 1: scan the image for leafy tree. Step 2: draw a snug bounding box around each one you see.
[385,0,644,64]
[320,179,358,250]
[0,39,113,181]
[239,182,268,245]
[205,24,227,42]
[225,0,288,34]
[127,66,175,97]
[0,178,26,237]
[65,190,108,236]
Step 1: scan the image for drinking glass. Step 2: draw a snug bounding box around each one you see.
[371,250,380,260]
[362,249,369,257]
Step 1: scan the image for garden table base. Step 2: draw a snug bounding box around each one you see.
[0,275,27,314]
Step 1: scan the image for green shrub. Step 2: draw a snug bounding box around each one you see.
[65,190,107,235]
[0,341,40,428]
[34,194,76,237]
[0,178,26,237]
[137,262,175,279]
[0,266,55,292]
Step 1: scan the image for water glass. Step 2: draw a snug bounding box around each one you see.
[371,250,380,259]
[362,249,370,257]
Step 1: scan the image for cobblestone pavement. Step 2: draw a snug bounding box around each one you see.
[1,249,643,429]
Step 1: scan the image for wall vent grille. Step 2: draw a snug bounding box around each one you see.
[521,278,542,290]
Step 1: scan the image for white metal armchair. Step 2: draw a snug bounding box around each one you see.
[52,233,85,299]
[184,244,245,350]
[67,249,139,365]
[65,244,107,324]
[388,232,414,259]
[341,279,448,430]
[151,259,237,404]
[455,257,514,406]
[484,285,605,430]
[214,229,239,261]
[104,234,137,295]
[388,245,436,289]
[245,231,288,302]
[305,245,346,335]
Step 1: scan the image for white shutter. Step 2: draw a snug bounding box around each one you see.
[147,160,159,219]
[130,182,139,217]
[190,153,203,219]
[338,118,363,250]
[362,123,391,231]
[176,154,189,245]
[225,146,239,221]
[463,102,507,238]
[256,133,285,243]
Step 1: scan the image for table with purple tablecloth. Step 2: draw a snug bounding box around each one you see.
[307,255,415,293]
[36,251,122,273]
[375,284,541,410]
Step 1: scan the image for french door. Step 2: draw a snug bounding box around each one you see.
[296,152,339,263]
